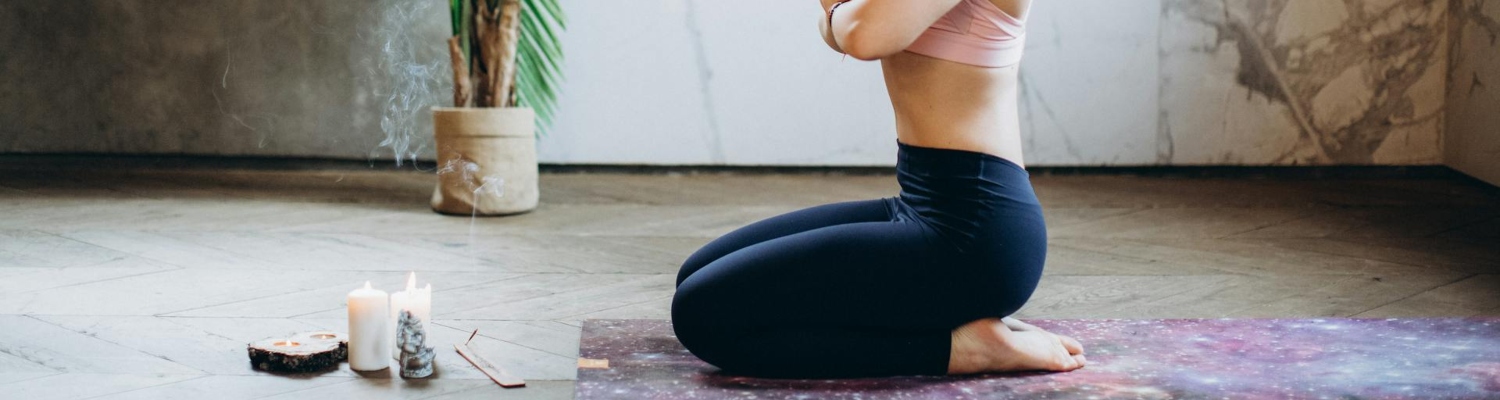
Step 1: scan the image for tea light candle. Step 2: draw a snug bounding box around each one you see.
[292,331,348,361]
[347,281,390,371]
[390,272,432,358]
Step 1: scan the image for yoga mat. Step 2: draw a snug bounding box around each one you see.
[576,318,1500,399]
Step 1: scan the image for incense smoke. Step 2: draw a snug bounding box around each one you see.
[363,0,446,166]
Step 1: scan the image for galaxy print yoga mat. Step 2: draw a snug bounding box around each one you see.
[575,318,1500,399]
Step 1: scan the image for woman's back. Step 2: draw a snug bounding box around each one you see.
[881,0,1030,165]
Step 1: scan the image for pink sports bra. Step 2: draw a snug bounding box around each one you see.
[904,0,1027,68]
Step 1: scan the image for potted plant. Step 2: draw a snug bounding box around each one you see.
[431,0,564,216]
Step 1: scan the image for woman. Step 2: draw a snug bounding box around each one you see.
[671,0,1085,378]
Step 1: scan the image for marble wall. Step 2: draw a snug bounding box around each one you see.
[0,0,1483,166]
[1162,0,1448,165]
[1445,0,1500,185]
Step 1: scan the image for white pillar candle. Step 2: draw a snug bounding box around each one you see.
[391,272,433,358]
[347,281,390,371]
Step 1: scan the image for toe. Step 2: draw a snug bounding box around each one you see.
[1001,317,1038,332]
[1057,334,1084,355]
[1071,354,1087,369]
[1054,353,1079,371]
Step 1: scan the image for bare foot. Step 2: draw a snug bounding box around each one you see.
[948,318,1086,375]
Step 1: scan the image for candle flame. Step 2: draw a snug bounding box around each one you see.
[406,272,417,291]
[363,281,372,290]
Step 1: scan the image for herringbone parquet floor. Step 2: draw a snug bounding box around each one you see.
[1,159,1496,399]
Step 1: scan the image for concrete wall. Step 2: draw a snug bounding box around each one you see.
[0,0,1468,166]
[0,1,448,163]
[1445,0,1500,186]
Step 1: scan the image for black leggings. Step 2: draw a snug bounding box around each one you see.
[671,142,1047,378]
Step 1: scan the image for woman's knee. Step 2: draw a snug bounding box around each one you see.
[677,233,746,287]
[675,250,714,288]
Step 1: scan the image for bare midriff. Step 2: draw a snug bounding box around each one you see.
[882,50,1025,167]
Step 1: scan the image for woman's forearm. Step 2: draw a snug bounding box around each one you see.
[823,0,960,60]
[819,4,844,53]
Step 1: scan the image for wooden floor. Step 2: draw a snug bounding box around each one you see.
[1,160,1496,399]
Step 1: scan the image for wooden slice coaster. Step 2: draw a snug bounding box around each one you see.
[248,337,342,373]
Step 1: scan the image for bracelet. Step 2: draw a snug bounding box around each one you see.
[828,1,850,30]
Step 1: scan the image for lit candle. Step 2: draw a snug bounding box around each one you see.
[390,272,433,358]
[347,281,390,371]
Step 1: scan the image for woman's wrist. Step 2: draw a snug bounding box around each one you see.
[820,0,843,12]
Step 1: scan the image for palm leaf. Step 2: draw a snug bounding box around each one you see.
[514,0,565,135]
[449,0,471,63]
